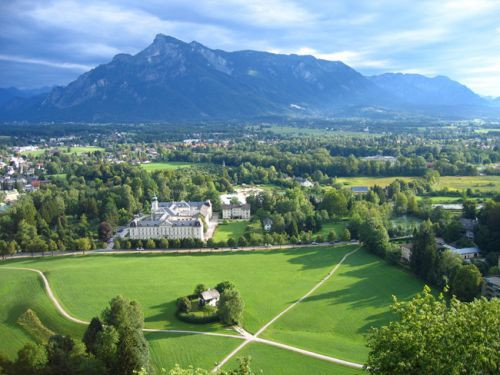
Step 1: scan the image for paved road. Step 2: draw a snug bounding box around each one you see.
[1,241,361,261]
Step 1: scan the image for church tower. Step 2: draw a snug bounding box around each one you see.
[151,194,159,212]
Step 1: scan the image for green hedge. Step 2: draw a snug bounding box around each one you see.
[176,309,219,324]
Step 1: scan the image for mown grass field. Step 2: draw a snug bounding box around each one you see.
[212,221,249,242]
[0,269,84,358]
[335,175,499,192]
[0,246,354,335]
[140,161,195,171]
[223,343,363,374]
[0,246,427,372]
[261,249,427,363]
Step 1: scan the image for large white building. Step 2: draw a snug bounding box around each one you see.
[129,196,212,240]
[221,203,251,220]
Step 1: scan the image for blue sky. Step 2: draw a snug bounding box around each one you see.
[1,0,499,96]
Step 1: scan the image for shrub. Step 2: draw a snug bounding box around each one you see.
[176,297,192,313]
[176,308,219,324]
[215,281,235,294]
[17,309,55,343]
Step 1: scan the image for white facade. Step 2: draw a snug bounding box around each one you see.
[129,197,212,240]
[222,204,251,220]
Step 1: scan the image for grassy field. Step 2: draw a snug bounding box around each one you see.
[141,161,194,171]
[261,249,427,363]
[212,221,249,242]
[21,146,104,156]
[148,332,241,372]
[0,246,355,335]
[0,269,84,358]
[224,343,364,374]
[0,245,429,372]
[335,175,499,192]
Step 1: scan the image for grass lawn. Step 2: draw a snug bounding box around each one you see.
[0,246,355,336]
[141,162,194,171]
[148,332,241,372]
[224,343,364,374]
[316,221,346,238]
[261,248,427,363]
[0,269,85,358]
[212,221,249,242]
[21,146,104,156]
[335,176,413,187]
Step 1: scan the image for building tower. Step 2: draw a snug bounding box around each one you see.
[151,194,159,212]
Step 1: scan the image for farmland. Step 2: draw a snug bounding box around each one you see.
[0,245,428,372]
[20,146,104,156]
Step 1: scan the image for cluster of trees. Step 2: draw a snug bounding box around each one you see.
[366,286,500,374]
[177,281,245,326]
[165,127,497,178]
[0,296,150,375]
[411,222,483,302]
[0,161,230,253]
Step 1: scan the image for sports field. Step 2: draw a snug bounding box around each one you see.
[140,161,194,171]
[0,245,426,372]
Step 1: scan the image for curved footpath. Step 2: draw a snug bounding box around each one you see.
[0,246,365,372]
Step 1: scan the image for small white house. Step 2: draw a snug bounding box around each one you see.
[200,289,220,307]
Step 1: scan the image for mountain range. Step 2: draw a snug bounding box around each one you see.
[1,34,498,122]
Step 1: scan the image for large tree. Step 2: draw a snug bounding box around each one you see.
[411,221,439,283]
[366,287,500,374]
[218,289,245,326]
[451,264,483,302]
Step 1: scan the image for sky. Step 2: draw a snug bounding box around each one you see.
[1,0,500,96]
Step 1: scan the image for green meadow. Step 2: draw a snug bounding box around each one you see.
[140,161,195,171]
[21,146,104,156]
[212,221,249,242]
[224,343,363,374]
[0,245,427,372]
[261,249,427,363]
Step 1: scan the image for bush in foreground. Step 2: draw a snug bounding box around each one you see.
[366,286,500,374]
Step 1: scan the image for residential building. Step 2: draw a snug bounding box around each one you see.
[482,276,500,299]
[400,243,413,263]
[222,203,251,220]
[200,289,220,307]
[295,177,314,188]
[351,186,369,194]
[129,196,212,240]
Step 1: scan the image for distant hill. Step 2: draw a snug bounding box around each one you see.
[0,35,497,122]
[368,73,486,107]
[0,86,52,106]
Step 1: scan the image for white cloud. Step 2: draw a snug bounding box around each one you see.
[284,47,391,68]
[0,54,92,71]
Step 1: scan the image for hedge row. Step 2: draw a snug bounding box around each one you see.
[176,310,219,324]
